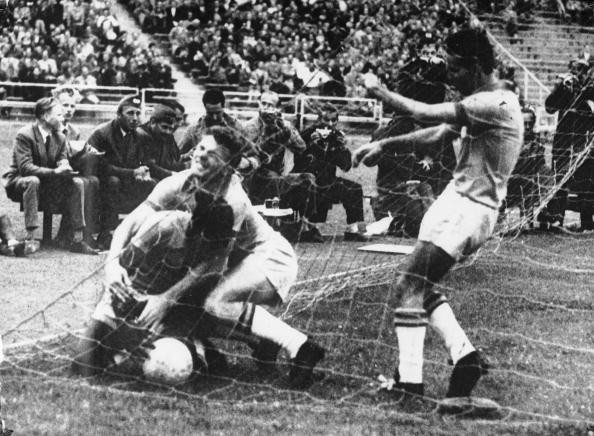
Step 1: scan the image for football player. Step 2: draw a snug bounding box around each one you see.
[354,28,523,410]
[74,126,325,389]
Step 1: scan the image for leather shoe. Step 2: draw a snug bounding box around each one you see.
[300,227,324,243]
[70,240,99,255]
[96,232,112,251]
[343,231,371,242]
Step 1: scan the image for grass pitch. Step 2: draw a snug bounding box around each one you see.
[0,121,592,435]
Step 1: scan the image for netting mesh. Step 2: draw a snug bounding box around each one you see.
[1,11,594,435]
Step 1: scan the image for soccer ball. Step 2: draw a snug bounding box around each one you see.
[142,337,205,386]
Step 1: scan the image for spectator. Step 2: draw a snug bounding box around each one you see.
[369,53,451,237]
[242,91,319,243]
[137,104,184,181]
[0,213,30,257]
[1,97,97,254]
[505,105,545,225]
[295,104,369,241]
[540,58,594,230]
[178,88,247,157]
[37,50,59,79]
[87,95,156,248]
[53,86,101,246]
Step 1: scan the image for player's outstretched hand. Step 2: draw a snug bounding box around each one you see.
[352,141,384,168]
[105,261,132,288]
[136,294,173,332]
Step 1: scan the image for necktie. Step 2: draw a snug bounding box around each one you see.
[45,135,51,160]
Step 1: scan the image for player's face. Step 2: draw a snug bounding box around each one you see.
[58,94,76,121]
[191,135,230,181]
[118,106,142,131]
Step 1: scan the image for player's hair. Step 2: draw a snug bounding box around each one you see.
[202,88,226,107]
[205,125,247,169]
[34,97,60,119]
[445,28,496,75]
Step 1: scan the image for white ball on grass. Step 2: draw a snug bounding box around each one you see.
[142,337,206,386]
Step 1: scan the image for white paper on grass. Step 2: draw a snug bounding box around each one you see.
[364,216,393,236]
[357,244,414,255]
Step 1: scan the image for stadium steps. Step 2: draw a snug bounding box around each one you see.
[483,11,593,104]
[110,1,204,115]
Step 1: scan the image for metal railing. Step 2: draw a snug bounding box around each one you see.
[0,80,554,131]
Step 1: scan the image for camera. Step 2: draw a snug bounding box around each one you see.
[558,73,578,88]
[315,127,332,139]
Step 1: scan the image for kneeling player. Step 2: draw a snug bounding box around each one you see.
[354,29,522,409]
[72,203,232,377]
[134,126,325,389]
[75,126,325,388]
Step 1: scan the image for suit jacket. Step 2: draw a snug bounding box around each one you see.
[137,124,184,181]
[87,119,143,179]
[2,123,68,199]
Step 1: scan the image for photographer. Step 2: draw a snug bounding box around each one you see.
[540,58,594,230]
[243,91,309,205]
[505,105,545,224]
[294,104,369,241]
[369,49,453,237]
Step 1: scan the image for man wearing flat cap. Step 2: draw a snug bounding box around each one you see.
[88,94,157,249]
[2,97,98,254]
[137,104,185,181]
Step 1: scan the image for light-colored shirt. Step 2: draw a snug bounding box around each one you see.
[452,85,523,209]
[146,170,276,253]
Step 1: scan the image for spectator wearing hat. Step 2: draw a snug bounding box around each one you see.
[160,99,186,134]
[137,104,185,181]
[87,95,156,248]
[1,97,98,254]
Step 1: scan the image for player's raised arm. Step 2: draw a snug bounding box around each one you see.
[353,124,460,168]
[363,73,460,125]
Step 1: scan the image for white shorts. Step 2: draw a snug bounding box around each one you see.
[418,184,498,261]
[236,233,298,302]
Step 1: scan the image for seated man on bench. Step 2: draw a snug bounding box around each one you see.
[2,97,97,254]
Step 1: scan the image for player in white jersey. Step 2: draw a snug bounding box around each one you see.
[74,126,324,388]
[353,28,523,409]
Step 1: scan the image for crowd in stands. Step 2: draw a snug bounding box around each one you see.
[483,0,594,29]
[0,0,174,103]
[119,0,470,96]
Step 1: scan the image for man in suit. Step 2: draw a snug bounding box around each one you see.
[2,97,98,254]
[87,95,157,249]
[54,86,101,247]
